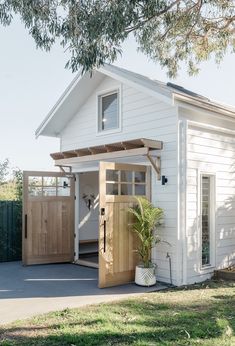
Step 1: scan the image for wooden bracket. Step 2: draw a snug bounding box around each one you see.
[146,151,161,180]
[58,165,72,175]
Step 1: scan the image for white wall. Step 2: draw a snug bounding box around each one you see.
[78,172,99,241]
[61,75,179,285]
[185,121,235,284]
[60,76,177,150]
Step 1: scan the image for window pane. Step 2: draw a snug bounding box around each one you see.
[135,184,146,196]
[106,170,119,182]
[57,177,70,187]
[201,176,210,266]
[43,177,56,186]
[135,172,146,183]
[57,187,70,196]
[42,187,57,196]
[99,92,118,131]
[121,171,132,183]
[121,184,133,195]
[28,176,42,186]
[106,183,118,195]
[28,186,42,197]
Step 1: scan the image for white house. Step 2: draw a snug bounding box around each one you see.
[23,64,235,288]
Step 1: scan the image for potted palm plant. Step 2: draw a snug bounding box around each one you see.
[128,197,163,286]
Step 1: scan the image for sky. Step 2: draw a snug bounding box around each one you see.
[1,17,235,172]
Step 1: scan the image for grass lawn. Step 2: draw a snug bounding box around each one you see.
[0,280,234,346]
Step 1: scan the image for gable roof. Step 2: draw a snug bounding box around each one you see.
[36,64,235,138]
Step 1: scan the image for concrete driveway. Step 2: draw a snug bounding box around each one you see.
[0,262,167,325]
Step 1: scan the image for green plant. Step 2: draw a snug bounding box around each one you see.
[13,168,23,202]
[128,197,163,268]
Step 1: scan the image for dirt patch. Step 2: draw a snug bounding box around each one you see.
[215,266,235,280]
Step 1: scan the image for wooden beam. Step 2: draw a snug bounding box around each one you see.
[121,141,141,150]
[55,147,149,166]
[75,149,91,156]
[57,165,72,174]
[141,138,163,150]
[63,151,77,158]
[88,146,107,154]
[146,152,161,180]
[50,152,64,160]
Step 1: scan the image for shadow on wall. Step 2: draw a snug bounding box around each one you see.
[216,195,235,267]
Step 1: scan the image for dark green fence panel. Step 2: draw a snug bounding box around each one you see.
[0,201,22,262]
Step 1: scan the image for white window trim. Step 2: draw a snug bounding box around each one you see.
[197,171,216,273]
[96,86,122,136]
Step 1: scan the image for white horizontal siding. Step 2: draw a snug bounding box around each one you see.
[186,125,235,284]
[59,75,179,285]
[61,76,177,150]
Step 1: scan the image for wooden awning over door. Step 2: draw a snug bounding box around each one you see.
[50,138,163,180]
[51,138,163,162]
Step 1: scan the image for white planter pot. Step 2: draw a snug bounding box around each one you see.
[135,264,157,286]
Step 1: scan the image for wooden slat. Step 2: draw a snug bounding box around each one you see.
[63,151,77,158]
[50,152,64,160]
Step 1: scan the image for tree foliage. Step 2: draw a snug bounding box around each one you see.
[13,168,23,202]
[0,158,10,184]
[0,159,22,201]
[1,1,234,76]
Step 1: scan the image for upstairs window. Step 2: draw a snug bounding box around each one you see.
[98,91,119,132]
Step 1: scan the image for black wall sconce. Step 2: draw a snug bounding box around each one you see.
[161,175,168,185]
[82,193,95,210]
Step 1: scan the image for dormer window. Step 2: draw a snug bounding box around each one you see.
[98,90,120,133]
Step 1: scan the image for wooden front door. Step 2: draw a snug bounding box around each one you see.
[23,171,75,265]
[99,162,151,288]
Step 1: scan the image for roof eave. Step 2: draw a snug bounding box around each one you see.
[35,72,82,138]
[173,93,235,118]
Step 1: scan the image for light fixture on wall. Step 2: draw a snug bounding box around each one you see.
[161,175,168,185]
[82,193,95,210]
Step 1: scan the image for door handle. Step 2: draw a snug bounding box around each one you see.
[103,220,106,253]
[24,214,27,239]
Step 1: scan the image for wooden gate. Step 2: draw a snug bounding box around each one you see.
[23,171,75,265]
[99,162,150,288]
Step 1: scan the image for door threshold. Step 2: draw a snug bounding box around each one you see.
[75,259,98,269]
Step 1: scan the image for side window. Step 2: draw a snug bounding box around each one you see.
[98,91,119,132]
[200,174,215,267]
